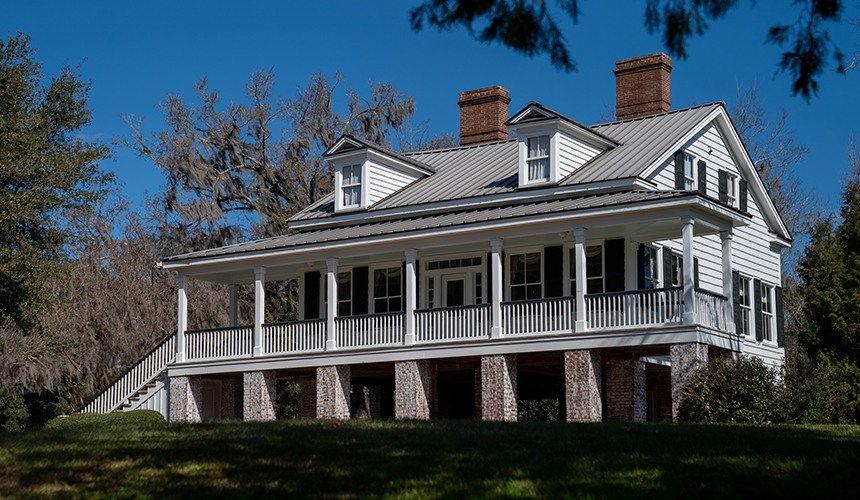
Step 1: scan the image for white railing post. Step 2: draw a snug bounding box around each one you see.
[682,217,696,325]
[405,249,417,345]
[574,228,588,332]
[228,284,239,327]
[177,274,188,363]
[721,230,736,333]
[326,258,338,351]
[253,267,266,357]
[491,239,504,338]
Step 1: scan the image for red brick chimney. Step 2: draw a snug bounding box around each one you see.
[614,53,673,121]
[457,86,511,146]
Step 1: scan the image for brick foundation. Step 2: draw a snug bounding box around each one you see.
[395,360,434,420]
[671,342,708,421]
[564,350,602,422]
[481,354,517,421]
[243,371,276,422]
[169,375,202,423]
[220,379,242,420]
[317,365,350,420]
[300,377,317,419]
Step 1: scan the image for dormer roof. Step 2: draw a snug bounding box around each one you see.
[323,134,436,175]
[506,101,621,149]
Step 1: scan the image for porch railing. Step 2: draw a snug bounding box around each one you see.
[502,297,575,336]
[336,312,404,349]
[694,288,733,331]
[415,303,491,343]
[585,287,683,329]
[78,332,176,414]
[186,325,253,361]
[265,319,326,354]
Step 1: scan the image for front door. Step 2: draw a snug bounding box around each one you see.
[443,275,466,307]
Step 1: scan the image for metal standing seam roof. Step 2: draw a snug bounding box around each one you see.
[289,103,723,223]
[163,190,695,263]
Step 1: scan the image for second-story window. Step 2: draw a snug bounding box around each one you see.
[337,272,352,316]
[569,246,604,294]
[342,164,361,208]
[761,283,774,342]
[683,154,695,190]
[510,252,542,300]
[373,266,402,313]
[738,276,752,336]
[670,254,683,286]
[527,135,550,182]
[642,245,660,289]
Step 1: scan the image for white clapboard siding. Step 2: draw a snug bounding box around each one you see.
[648,120,782,293]
[557,131,604,178]
[368,160,421,206]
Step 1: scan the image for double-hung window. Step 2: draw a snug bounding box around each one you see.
[342,164,361,208]
[527,135,550,182]
[669,253,683,287]
[683,154,695,190]
[337,272,352,316]
[510,252,542,300]
[373,266,402,313]
[761,283,774,342]
[738,276,752,336]
[726,172,738,206]
[569,245,604,294]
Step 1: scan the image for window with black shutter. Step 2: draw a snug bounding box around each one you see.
[754,278,763,341]
[698,160,707,195]
[739,179,749,212]
[304,271,321,319]
[719,170,729,204]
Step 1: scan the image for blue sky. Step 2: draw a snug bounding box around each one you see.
[4,1,858,217]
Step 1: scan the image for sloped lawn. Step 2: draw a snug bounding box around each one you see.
[1,415,858,499]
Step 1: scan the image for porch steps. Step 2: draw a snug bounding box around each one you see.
[116,372,167,412]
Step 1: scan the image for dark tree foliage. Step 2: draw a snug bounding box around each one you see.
[0,33,113,328]
[798,137,860,365]
[411,0,849,101]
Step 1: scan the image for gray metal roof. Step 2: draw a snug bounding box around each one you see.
[289,103,723,224]
[564,103,721,184]
[322,134,437,173]
[164,190,694,263]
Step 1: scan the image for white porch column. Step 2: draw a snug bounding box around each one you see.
[253,267,266,357]
[177,274,188,363]
[228,284,239,327]
[325,258,338,351]
[404,249,417,345]
[681,217,696,324]
[721,230,735,333]
[490,239,504,339]
[574,228,587,332]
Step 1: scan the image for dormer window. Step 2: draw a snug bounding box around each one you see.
[527,135,550,182]
[683,153,695,190]
[342,164,362,208]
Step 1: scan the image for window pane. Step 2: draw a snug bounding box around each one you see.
[389,297,401,312]
[511,254,525,285]
[586,246,602,278]
[337,272,351,301]
[374,270,386,297]
[337,301,351,317]
[375,298,387,312]
[587,278,603,294]
[511,286,525,301]
[525,252,541,283]
[527,284,541,300]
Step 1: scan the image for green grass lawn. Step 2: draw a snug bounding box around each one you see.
[1,416,859,499]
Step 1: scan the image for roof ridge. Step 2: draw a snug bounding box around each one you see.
[590,101,725,129]
[403,138,517,156]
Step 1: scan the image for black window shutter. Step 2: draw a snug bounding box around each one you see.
[352,267,368,315]
[415,261,420,307]
[718,170,728,204]
[754,278,763,341]
[674,151,685,190]
[544,246,563,297]
[663,248,673,287]
[604,239,625,292]
[776,286,785,347]
[732,271,741,333]
[694,257,700,289]
[698,160,707,195]
[739,179,749,212]
[401,261,407,312]
[637,244,645,290]
[304,271,321,319]
[486,253,492,305]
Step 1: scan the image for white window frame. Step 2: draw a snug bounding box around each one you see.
[517,127,559,188]
[370,260,404,314]
[526,135,550,183]
[333,159,369,212]
[323,266,354,318]
[506,246,544,301]
[422,253,483,309]
[738,275,752,337]
[726,171,738,207]
[683,153,696,190]
[642,244,660,290]
[668,252,683,287]
[761,281,775,343]
[341,163,362,208]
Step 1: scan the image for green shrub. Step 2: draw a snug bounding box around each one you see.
[277,379,301,419]
[44,410,166,431]
[0,393,30,431]
[678,356,781,424]
[518,399,560,421]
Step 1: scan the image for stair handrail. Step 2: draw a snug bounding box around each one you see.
[77,330,177,414]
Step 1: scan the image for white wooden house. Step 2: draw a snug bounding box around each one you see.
[80,53,788,423]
